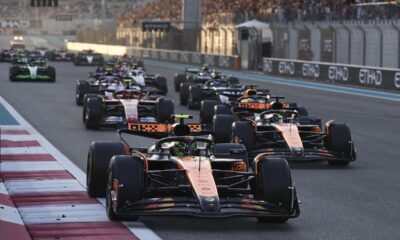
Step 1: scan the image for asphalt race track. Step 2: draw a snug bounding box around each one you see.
[1,55,400,239]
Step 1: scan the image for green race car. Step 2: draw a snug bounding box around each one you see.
[9,57,56,82]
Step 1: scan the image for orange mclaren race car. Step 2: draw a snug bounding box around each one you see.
[86,115,300,222]
[213,109,356,166]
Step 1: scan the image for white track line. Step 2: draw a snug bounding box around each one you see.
[0,182,8,195]
[0,95,161,240]
[0,204,24,225]
[0,147,47,155]
[0,161,63,172]
[5,179,85,194]
[18,204,109,224]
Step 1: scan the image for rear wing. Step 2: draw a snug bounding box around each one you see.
[122,122,212,139]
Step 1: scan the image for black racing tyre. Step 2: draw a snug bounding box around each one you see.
[174,73,186,91]
[106,155,144,221]
[214,105,231,115]
[82,93,100,121]
[179,82,190,106]
[232,121,255,151]
[84,97,103,129]
[297,107,308,117]
[75,80,90,105]
[9,66,18,81]
[155,76,168,95]
[213,114,236,143]
[48,66,56,82]
[86,141,125,198]
[188,84,202,109]
[254,157,293,223]
[227,76,239,85]
[325,123,353,166]
[200,100,220,124]
[156,97,174,123]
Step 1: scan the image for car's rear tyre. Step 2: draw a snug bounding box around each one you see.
[84,97,103,129]
[48,66,56,82]
[106,155,144,221]
[325,123,353,166]
[174,73,186,91]
[155,76,168,95]
[214,105,231,115]
[232,121,255,151]
[75,80,89,105]
[200,100,220,124]
[156,97,174,123]
[9,67,18,81]
[213,114,236,143]
[82,94,100,122]
[188,84,202,109]
[87,141,125,197]
[254,157,293,223]
[179,83,190,105]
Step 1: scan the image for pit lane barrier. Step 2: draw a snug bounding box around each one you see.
[262,58,400,92]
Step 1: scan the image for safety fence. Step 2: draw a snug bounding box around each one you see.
[263,58,400,92]
[66,42,241,70]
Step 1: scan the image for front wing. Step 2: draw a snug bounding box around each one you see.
[117,196,300,219]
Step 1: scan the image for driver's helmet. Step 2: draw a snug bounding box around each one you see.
[273,113,284,123]
[202,64,212,72]
[104,67,114,75]
[170,141,190,157]
[243,89,257,98]
[211,71,222,79]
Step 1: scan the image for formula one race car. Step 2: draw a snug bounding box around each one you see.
[74,50,104,66]
[86,116,300,221]
[174,65,231,92]
[75,73,167,105]
[82,90,174,129]
[34,47,50,58]
[0,49,16,62]
[213,109,356,166]
[9,58,56,82]
[199,94,307,125]
[75,75,127,105]
[47,49,75,61]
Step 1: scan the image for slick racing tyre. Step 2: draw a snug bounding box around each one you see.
[87,141,125,197]
[106,155,144,221]
[200,100,219,124]
[213,114,236,143]
[254,157,294,223]
[75,80,90,105]
[84,97,103,129]
[188,84,202,109]
[156,97,174,123]
[179,83,190,106]
[232,121,255,151]
[324,122,353,166]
